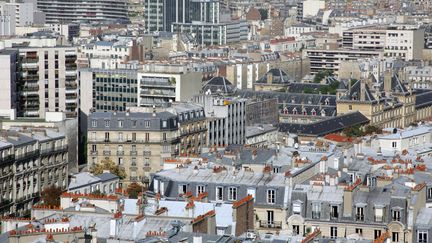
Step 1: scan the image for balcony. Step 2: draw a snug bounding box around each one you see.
[90,151,98,155]
[40,145,68,156]
[117,151,124,156]
[0,154,14,164]
[103,150,111,155]
[130,151,137,156]
[15,150,40,161]
[259,220,282,229]
[21,62,39,69]
[65,70,77,77]
[356,214,364,221]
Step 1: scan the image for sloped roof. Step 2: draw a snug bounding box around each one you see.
[278,111,369,137]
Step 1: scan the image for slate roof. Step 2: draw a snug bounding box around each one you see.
[340,80,377,103]
[278,111,369,137]
[202,76,236,95]
[237,90,337,107]
[256,68,293,84]
[415,90,432,109]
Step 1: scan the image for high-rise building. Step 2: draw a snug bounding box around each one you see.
[0,47,78,119]
[36,0,129,24]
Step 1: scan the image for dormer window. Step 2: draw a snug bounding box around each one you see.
[302,109,307,116]
[321,110,326,117]
[325,98,330,105]
[392,208,401,221]
[312,202,321,219]
[311,109,316,116]
[356,206,365,221]
[292,201,302,215]
[283,107,288,114]
[375,206,384,222]
[92,120,97,127]
[292,108,298,115]
[428,187,432,199]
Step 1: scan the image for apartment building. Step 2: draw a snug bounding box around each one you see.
[37,0,129,24]
[342,25,425,61]
[137,70,201,107]
[288,182,425,242]
[151,166,291,231]
[305,48,383,75]
[194,95,246,146]
[79,68,139,116]
[0,47,78,119]
[0,129,68,216]
[384,26,425,60]
[80,41,131,69]
[405,65,432,89]
[87,110,180,185]
[336,73,416,128]
[172,20,249,46]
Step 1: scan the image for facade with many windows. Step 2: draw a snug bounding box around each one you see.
[87,110,180,186]
[0,130,68,216]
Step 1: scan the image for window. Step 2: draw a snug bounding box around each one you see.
[293,202,301,214]
[144,120,150,128]
[355,228,363,236]
[197,185,205,194]
[163,133,167,141]
[118,157,123,165]
[392,209,401,221]
[162,120,167,128]
[428,188,432,199]
[118,120,123,128]
[105,132,110,141]
[375,207,383,222]
[356,207,364,221]
[105,120,110,127]
[178,184,187,194]
[118,132,123,141]
[145,133,149,142]
[228,187,237,201]
[418,231,428,243]
[131,158,136,166]
[91,145,97,152]
[267,189,275,204]
[331,205,339,219]
[312,202,321,219]
[330,226,337,239]
[293,225,300,235]
[132,133,136,141]
[392,141,397,148]
[392,232,399,242]
[132,120,137,127]
[92,120,97,127]
[216,186,223,201]
[349,105,352,110]
[374,230,382,239]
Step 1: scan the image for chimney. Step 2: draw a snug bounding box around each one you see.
[384,70,392,94]
[191,210,216,235]
[193,237,203,243]
[232,195,254,236]
[267,73,273,84]
[343,179,361,217]
[360,80,366,101]
[110,212,122,237]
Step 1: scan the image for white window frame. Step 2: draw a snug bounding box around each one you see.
[418,230,428,243]
[267,189,275,204]
[228,187,237,201]
[293,202,301,214]
[216,186,223,201]
[178,184,187,194]
[330,226,337,238]
[197,185,205,195]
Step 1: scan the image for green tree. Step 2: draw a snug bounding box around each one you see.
[313,70,333,83]
[258,9,268,20]
[41,185,63,207]
[127,183,145,199]
[364,125,382,135]
[343,125,363,137]
[90,158,126,179]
